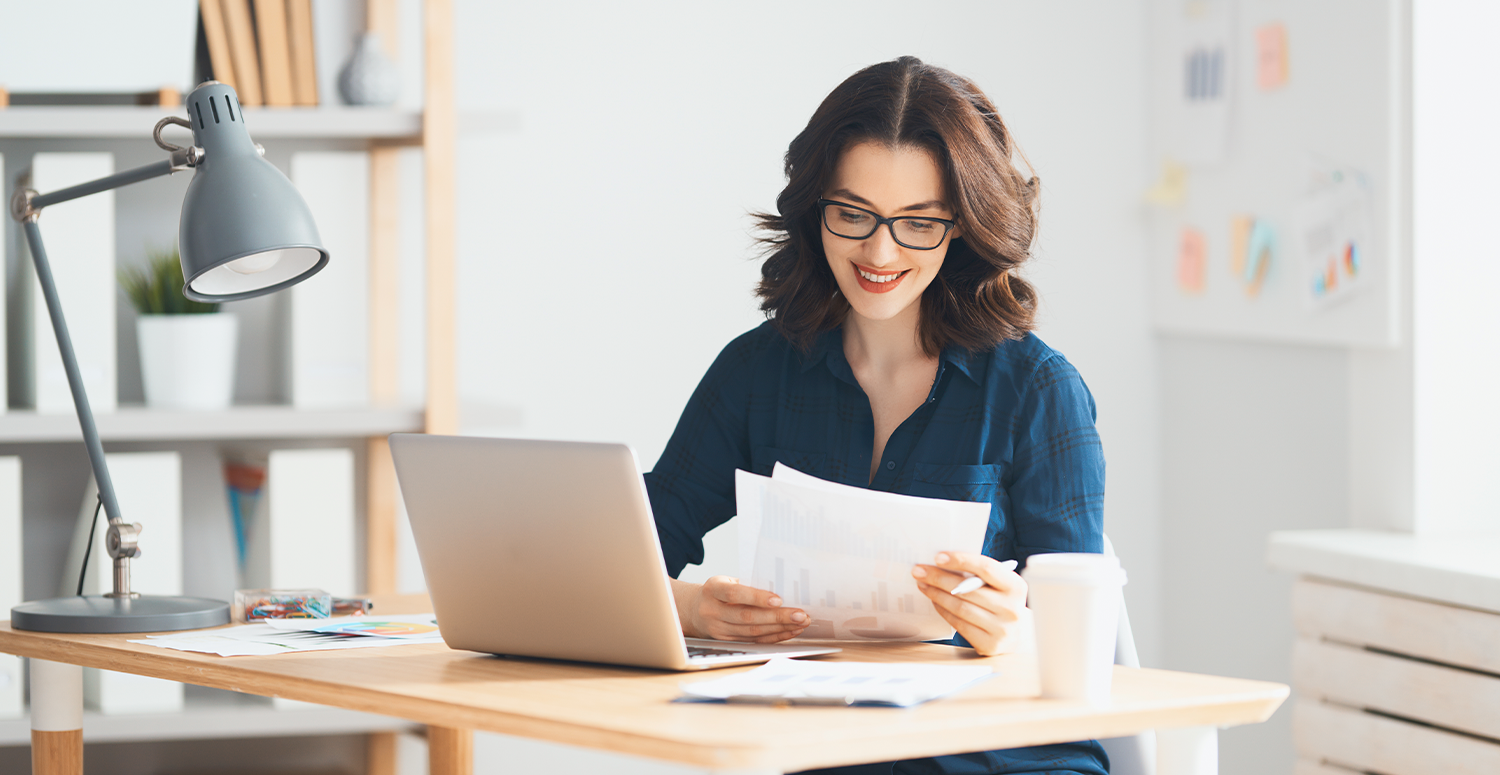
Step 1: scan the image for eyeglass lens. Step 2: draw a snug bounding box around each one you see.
[822,202,949,249]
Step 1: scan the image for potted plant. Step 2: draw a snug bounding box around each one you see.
[119,247,237,410]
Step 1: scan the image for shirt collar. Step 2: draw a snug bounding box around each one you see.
[799,327,981,385]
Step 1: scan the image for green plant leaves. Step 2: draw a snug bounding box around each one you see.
[118,247,220,315]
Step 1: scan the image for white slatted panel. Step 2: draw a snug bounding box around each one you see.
[1293,578,1500,673]
[1294,700,1500,775]
[1295,637,1500,741]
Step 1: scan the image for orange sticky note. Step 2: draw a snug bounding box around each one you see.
[1256,23,1289,90]
[1177,227,1207,294]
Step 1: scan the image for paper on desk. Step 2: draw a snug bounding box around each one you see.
[263,614,442,640]
[737,464,990,641]
[131,617,444,657]
[679,658,993,707]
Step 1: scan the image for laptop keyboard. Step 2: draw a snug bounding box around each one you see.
[687,645,751,658]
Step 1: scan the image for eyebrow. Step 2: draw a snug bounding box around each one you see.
[828,189,948,214]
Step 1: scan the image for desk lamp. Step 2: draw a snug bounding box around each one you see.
[8,81,328,633]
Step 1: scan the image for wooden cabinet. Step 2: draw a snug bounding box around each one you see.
[1271,530,1500,775]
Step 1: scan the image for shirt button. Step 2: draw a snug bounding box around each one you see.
[885,461,896,470]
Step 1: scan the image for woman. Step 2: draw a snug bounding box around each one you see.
[644,56,1108,775]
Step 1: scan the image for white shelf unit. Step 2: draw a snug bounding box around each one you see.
[0,406,424,443]
[0,2,458,772]
[0,106,423,140]
[0,692,416,747]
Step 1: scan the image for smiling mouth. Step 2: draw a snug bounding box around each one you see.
[852,264,910,294]
[857,267,907,283]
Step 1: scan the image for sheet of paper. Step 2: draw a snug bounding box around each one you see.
[739,465,990,641]
[131,619,443,657]
[1169,0,1236,163]
[262,614,441,639]
[1295,169,1373,309]
[679,658,993,707]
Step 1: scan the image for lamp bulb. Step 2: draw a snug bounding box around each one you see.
[224,252,280,275]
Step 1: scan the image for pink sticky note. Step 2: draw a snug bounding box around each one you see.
[1177,227,1207,295]
[1256,23,1289,90]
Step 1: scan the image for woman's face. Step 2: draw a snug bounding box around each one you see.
[821,141,957,326]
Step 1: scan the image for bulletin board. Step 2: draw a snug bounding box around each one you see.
[1148,0,1403,347]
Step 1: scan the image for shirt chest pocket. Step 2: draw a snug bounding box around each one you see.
[910,463,1004,504]
[750,446,827,478]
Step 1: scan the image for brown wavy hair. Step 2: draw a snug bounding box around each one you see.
[755,56,1040,355]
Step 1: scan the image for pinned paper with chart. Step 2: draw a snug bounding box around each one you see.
[1169,0,1235,163]
[736,465,990,642]
[1294,169,1373,309]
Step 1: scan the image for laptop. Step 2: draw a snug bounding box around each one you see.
[388,434,840,670]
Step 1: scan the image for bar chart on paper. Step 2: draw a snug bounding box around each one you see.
[748,474,989,641]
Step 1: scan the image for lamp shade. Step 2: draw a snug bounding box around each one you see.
[178,82,328,302]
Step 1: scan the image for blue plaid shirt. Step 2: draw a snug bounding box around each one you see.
[644,321,1109,775]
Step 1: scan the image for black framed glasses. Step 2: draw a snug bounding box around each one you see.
[817,198,957,250]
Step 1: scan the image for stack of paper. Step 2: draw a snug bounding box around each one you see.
[133,614,443,657]
[737,465,990,641]
[680,658,993,707]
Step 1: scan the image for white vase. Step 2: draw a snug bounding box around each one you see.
[338,32,400,106]
[137,314,238,410]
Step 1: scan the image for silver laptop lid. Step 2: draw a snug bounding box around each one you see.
[389,434,691,670]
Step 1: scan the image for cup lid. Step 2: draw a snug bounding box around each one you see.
[1021,552,1128,586]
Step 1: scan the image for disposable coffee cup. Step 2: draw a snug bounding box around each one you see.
[1022,553,1127,703]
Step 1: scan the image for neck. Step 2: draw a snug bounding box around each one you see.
[842,303,931,374]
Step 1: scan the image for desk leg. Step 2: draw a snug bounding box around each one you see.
[29,659,83,775]
[1157,725,1218,775]
[427,725,473,775]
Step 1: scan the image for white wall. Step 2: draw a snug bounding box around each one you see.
[448,0,1158,771]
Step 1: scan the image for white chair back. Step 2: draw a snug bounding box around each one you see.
[1096,534,1155,775]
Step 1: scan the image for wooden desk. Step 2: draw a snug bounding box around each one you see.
[1,597,1286,775]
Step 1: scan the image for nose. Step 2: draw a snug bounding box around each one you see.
[862,224,902,268]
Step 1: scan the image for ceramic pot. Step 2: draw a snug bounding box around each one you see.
[137,313,238,410]
[338,32,399,106]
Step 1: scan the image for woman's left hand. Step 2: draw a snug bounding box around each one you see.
[912,551,1029,656]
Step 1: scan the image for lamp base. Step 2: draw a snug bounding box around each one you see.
[11,595,230,633]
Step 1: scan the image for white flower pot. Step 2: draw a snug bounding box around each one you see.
[137,314,238,410]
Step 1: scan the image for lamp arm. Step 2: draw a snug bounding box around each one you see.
[16,213,141,599]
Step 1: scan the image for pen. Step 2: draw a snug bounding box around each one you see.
[950,560,1018,596]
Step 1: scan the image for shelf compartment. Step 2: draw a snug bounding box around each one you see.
[0,701,416,746]
[0,107,423,140]
[0,405,424,443]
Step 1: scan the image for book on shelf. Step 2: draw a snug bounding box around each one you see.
[198,0,239,96]
[288,151,370,408]
[23,153,116,415]
[0,457,20,719]
[287,0,320,106]
[62,451,185,715]
[241,447,356,597]
[220,0,264,106]
[252,0,295,106]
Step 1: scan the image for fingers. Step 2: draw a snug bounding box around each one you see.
[696,576,808,642]
[932,552,1026,595]
[705,576,787,609]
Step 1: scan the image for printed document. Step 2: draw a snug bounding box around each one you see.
[737,464,990,641]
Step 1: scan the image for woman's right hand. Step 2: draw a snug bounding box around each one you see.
[670,576,809,643]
